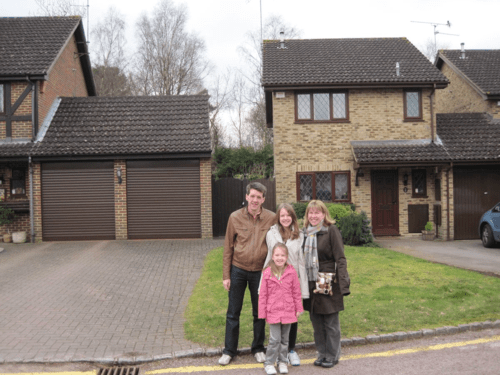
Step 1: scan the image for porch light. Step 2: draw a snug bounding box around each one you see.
[403,173,409,186]
[117,167,122,184]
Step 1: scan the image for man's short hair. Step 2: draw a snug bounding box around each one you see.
[246,182,267,198]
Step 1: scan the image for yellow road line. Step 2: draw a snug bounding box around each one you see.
[1,336,498,375]
[145,335,500,374]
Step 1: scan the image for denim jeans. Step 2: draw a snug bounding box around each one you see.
[223,265,266,357]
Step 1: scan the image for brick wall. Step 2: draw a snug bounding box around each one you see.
[38,34,89,126]
[273,89,433,204]
[114,160,127,240]
[200,158,213,239]
[435,62,500,118]
[272,88,452,238]
[10,82,33,139]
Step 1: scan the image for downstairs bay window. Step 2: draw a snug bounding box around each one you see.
[297,171,351,202]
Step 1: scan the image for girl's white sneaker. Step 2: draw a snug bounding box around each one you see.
[264,365,277,375]
[278,362,288,374]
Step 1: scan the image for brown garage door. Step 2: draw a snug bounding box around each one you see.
[127,159,201,239]
[454,166,500,240]
[42,162,115,241]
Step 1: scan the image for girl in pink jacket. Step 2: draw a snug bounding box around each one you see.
[259,243,304,375]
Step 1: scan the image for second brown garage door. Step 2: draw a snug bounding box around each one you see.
[127,160,201,239]
[454,166,500,240]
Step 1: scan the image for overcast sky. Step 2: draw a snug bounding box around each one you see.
[3,0,500,75]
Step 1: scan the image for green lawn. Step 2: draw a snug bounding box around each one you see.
[184,246,500,348]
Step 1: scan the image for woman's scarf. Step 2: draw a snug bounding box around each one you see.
[303,222,326,281]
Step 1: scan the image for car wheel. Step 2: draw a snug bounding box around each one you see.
[481,224,495,248]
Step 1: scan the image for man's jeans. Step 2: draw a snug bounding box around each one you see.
[223,265,266,357]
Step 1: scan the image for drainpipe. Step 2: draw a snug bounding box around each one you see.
[446,164,451,241]
[428,84,436,143]
[29,156,35,243]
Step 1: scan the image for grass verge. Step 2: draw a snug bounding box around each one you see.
[184,246,500,348]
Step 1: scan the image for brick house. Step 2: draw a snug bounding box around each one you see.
[262,37,460,239]
[433,47,500,239]
[0,17,212,241]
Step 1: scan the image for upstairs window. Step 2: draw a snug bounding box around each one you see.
[11,168,26,197]
[296,91,348,122]
[412,169,426,198]
[0,84,4,114]
[404,90,422,120]
[297,171,350,202]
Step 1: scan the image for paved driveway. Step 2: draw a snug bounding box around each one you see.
[0,239,223,363]
[376,238,500,277]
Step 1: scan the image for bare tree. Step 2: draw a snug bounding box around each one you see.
[33,0,86,17]
[133,0,212,96]
[237,15,301,149]
[91,7,130,96]
[206,69,235,149]
[420,37,450,63]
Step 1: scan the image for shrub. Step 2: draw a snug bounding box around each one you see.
[292,202,307,221]
[336,211,374,246]
[326,203,352,221]
[212,145,274,179]
[425,221,433,231]
[0,206,15,228]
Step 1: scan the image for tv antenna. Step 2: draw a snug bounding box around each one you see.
[411,20,459,51]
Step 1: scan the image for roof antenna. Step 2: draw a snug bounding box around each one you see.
[411,20,458,54]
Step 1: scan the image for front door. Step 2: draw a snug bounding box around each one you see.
[371,170,399,236]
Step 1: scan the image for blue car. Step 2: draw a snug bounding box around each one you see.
[479,202,500,248]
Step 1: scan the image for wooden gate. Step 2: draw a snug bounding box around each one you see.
[212,177,276,237]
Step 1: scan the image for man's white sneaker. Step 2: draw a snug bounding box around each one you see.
[264,365,277,375]
[288,350,300,366]
[278,362,289,374]
[254,352,266,363]
[218,354,232,366]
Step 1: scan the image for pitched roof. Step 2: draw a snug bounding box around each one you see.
[0,17,79,76]
[0,141,33,159]
[262,38,448,88]
[351,140,450,165]
[436,50,500,96]
[436,112,500,161]
[351,113,500,165]
[31,96,212,157]
[0,16,95,95]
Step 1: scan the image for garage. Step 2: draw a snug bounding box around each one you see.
[126,159,201,239]
[41,162,115,241]
[453,166,500,240]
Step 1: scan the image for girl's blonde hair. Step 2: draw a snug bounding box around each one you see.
[274,203,300,241]
[264,242,289,277]
[303,200,336,228]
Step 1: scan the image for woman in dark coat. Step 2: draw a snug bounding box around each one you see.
[302,200,350,368]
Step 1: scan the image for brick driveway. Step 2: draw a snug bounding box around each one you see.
[0,239,223,363]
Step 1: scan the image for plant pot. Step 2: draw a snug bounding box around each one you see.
[3,233,12,243]
[12,231,26,243]
[422,230,434,241]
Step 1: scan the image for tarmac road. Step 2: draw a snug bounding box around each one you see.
[1,328,498,374]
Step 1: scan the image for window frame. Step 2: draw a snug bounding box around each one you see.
[295,90,349,123]
[10,168,27,198]
[411,169,427,198]
[296,171,351,202]
[0,84,4,114]
[403,89,422,121]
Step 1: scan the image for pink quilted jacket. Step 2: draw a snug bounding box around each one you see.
[258,264,304,324]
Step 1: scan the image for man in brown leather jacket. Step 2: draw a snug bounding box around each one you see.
[218,182,275,366]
